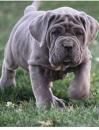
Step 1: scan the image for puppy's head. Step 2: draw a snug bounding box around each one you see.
[29,10,99,67]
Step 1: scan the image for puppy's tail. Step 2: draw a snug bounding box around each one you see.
[24,1,42,15]
[32,1,42,10]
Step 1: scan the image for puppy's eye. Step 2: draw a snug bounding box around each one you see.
[52,28,62,36]
[74,28,84,36]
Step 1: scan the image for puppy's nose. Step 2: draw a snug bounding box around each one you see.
[62,41,73,52]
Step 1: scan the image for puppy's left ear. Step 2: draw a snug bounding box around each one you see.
[79,12,99,44]
[29,12,56,47]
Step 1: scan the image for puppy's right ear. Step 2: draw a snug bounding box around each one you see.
[29,12,55,47]
[79,12,99,44]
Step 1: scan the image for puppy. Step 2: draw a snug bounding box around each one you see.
[0,1,99,108]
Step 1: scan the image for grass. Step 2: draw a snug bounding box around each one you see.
[0,1,99,126]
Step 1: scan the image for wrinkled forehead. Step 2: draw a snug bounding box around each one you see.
[53,13,83,27]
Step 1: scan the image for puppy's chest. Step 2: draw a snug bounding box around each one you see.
[43,66,74,81]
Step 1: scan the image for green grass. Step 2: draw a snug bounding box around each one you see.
[0,1,99,126]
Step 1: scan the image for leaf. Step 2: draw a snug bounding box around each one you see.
[38,120,53,127]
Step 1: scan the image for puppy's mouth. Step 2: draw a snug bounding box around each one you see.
[63,57,81,65]
[50,58,80,70]
[50,59,71,70]
[63,60,71,65]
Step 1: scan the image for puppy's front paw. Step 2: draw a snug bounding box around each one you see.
[52,96,65,108]
[36,96,65,109]
[68,80,90,100]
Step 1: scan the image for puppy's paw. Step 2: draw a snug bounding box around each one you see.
[36,96,65,109]
[52,96,65,108]
[68,81,90,100]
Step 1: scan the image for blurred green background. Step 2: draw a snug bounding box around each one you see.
[0,1,99,126]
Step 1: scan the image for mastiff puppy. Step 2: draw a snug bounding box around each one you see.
[0,1,99,108]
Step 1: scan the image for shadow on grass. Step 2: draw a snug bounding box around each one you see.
[0,68,97,108]
[0,68,34,104]
[0,81,95,108]
[0,86,34,104]
[0,84,97,108]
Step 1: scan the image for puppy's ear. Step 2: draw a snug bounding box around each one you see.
[79,12,99,44]
[87,15,99,43]
[29,12,56,47]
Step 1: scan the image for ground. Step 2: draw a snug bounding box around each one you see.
[0,1,99,126]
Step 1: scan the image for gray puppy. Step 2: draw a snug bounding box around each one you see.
[0,1,99,108]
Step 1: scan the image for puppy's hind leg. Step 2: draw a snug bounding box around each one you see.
[0,59,18,89]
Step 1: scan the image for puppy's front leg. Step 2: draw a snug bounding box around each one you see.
[29,65,53,108]
[68,59,91,100]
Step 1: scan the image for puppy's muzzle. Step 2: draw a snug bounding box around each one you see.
[56,36,79,60]
[62,37,73,57]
